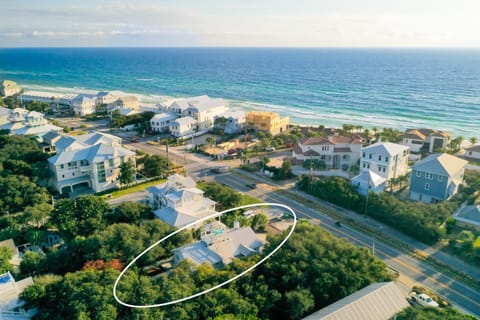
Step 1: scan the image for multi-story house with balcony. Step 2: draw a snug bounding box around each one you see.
[359,142,410,181]
[147,174,216,227]
[399,128,450,161]
[181,95,227,133]
[48,132,134,195]
[409,153,467,203]
[169,116,197,139]
[150,112,178,133]
[292,134,363,171]
[0,109,62,138]
[72,94,98,117]
[245,111,290,135]
[216,110,246,134]
[0,80,22,97]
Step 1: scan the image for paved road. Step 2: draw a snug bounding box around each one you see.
[214,173,480,318]
[114,139,480,317]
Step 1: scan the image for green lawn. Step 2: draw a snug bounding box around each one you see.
[241,193,261,205]
[104,179,166,199]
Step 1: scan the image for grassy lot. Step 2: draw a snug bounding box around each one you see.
[241,193,261,205]
[103,179,166,199]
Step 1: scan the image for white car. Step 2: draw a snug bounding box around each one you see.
[265,146,276,152]
[411,293,439,307]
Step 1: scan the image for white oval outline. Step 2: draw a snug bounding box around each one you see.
[113,202,297,308]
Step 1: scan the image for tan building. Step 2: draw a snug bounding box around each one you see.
[0,80,22,97]
[246,111,289,135]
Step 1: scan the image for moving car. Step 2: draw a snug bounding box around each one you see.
[246,183,257,189]
[265,146,276,152]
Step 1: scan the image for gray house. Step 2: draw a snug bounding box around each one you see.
[409,153,467,204]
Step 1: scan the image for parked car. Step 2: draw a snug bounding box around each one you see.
[265,146,276,152]
[131,137,139,143]
[410,292,439,308]
[246,183,257,189]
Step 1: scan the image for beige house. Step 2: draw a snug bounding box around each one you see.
[246,111,289,135]
[111,96,139,109]
[0,80,22,97]
[399,128,450,161]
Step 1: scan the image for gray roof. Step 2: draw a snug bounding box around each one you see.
[75,132,121,146]
[154,207,199,227]
[48,144,134,165]
[363,142,409,156]
[55,136,81,152]
[12,124,62,136]
[174,242,223,265]
[174,226,262,266]
[41,131,61,144]
[465,144,480,152]
[455,205,480,225]
[412,153,468,176]
[302,282,409,320]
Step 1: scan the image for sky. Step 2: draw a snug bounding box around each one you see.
[1,0,480,47]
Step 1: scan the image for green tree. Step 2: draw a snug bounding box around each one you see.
[142,154,170,178]
[50,195,109,240]
[276,159,293,180]
[251,213,268,232]
[0,246,13,273]
[23,203,52,227]
[108,201,152,225]
[284,288,315,320]
[198,182,242,211]
[0,175,49,213]
[396,306,476,320]
[119,158,136,185]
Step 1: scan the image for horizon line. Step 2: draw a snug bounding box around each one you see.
[1,46,480,50]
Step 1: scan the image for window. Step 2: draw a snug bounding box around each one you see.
[60,164,64,169]
[109,159,114,167]
[378,155,382,161]
[425,183,430,190]
[369,153,372,159]
[62,174,64,178]
[416,170,421,177]
[362,163,366,168]
[438,175,443,182]
[377,166,381,171]
[362,152,365,158]
[425,172,434,180]
[382,167,386,173]
[72,172,75,176]
[385,156,389,162]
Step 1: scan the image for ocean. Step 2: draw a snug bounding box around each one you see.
[0,47,479,137]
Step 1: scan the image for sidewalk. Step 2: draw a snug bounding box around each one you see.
[234,169,480,282]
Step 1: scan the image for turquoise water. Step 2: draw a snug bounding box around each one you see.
[0,48,479,137]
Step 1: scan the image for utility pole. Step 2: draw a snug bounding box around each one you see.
[364,175,370,215]
[166,143,169,176]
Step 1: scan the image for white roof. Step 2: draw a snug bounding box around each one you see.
[0,106,10,116]
[352,170,386,188]
[170,95,225,112]
[412,153,468,176]
[151,112,177,121]
[172,116,196,126]
[363,142,409,156]
[220,110,246,119]
[302,282,409,320]
[12,124,62,136]
[48,144,134,165]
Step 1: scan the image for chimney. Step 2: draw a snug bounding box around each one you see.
[233,221,240,229]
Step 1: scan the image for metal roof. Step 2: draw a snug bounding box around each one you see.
[412,153,468,176]
[302,282,409,320]
[363,142,409,156]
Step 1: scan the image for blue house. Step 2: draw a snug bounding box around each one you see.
[409,153,467,204]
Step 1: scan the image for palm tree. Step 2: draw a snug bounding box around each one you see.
[470,137,478,145]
